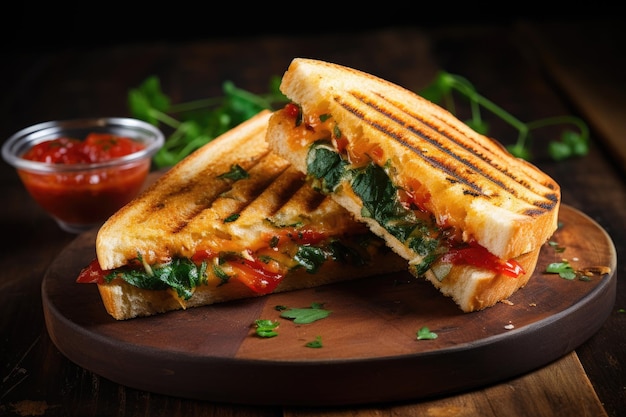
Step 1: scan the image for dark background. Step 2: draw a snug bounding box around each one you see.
[4,4,621,53]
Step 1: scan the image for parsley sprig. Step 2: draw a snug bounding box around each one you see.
[128,76,288,168]
[420,71,590,161]
[417,326,438,340]
[546,261,578,280]
[279,302,331,324]
[254,319,280,338]
[305,336,324,348]
[254,303,331,339]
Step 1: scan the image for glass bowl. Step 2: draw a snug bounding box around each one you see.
[2,117,164,233]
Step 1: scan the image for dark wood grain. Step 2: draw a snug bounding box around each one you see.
[285,352,607,417]
[520,20,626,173]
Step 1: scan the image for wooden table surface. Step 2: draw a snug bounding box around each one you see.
[1,15,624,417]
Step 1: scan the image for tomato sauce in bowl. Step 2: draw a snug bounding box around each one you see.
[3,118,164,233]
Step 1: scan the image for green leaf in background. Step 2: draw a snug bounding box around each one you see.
[549,130,589,161]
[419,71,590,162]
[128,76,171,125]
[128,76,289,169]
[130,70,588,167]
[507,142,533,161]
[418,72,453,104]
[465,119,489,135]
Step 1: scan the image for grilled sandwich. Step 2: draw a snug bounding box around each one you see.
[78,110,406,320]
[266,58,561,312]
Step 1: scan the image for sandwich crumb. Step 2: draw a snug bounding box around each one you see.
[579,265,612,276]
[500,299,514,306]
[504,322,515,330]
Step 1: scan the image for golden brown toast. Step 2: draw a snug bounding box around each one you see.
[90,110,406,320]
[265,58,561,312]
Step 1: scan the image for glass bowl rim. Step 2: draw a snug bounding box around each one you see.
[2,117,164,173]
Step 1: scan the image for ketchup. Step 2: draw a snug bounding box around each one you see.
[19,133,149,226]
[23,133,145,163]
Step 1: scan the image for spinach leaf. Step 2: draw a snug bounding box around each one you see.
[352,163,417,242]
[105,268,170,291]
[327,240,367,265]
[106,258,208,300]
[294,246,327,273]
[306,141,349,193]
[306,145,443,275]
[218,164,249,181]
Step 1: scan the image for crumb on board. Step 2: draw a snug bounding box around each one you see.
[579,266,612,276]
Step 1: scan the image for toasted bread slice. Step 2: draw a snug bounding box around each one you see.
[88,110,406,320]
[265,58,560,311]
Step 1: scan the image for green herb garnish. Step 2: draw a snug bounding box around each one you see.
[548,241,566,253]
[417,326,438,340]
[280,302,331,324]
[546,261,577,280]
[305,336,324,348]
[254,319,279,338]
[419,71,589,161]
[218,164,250,181]
[223,213,240,223]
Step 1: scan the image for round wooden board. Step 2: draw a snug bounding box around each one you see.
[42,204,616,406]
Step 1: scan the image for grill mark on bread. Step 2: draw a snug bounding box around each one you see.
[335,95,486,196]
[239,167,326,222]
[373,92,560,210]
[334,91,558,214]
[150,153,283,234]
[143,176,233,235]
[275,179,328,216]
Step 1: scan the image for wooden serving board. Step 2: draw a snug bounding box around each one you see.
[42,204,616,406]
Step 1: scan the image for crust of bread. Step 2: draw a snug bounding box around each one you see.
[425,246,541,312]
[97,249,406,320]
[268,58,561,260]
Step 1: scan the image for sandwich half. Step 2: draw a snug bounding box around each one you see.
[266,58,561,312]
[78,110,406,320]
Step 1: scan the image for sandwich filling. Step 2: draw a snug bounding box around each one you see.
[281,103,524,280]
[78,215,387,303]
